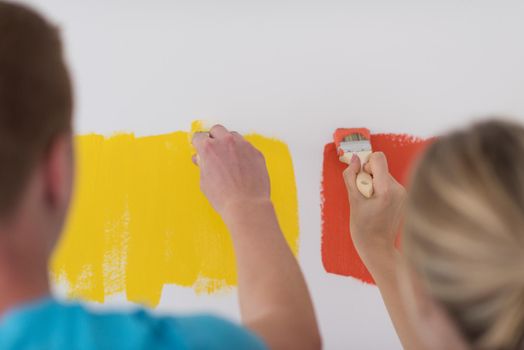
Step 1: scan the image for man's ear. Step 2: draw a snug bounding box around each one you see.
[43,132,74,213]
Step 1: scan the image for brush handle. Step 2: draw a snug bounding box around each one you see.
[340,151,374,198]
[356,171,373,198]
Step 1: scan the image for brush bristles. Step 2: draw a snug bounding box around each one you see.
[343,133,368,142]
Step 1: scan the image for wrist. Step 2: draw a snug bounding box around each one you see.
[359,245,398,277]
[352,231,396,266]
[353,230,395,255]
[220,198,275,227]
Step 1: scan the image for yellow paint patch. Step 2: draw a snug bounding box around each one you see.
[50,131,299,307]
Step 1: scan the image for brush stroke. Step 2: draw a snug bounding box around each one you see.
[321,134,432,283]
[51,131,299,307]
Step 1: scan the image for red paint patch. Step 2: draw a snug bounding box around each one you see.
[321,134,433,283]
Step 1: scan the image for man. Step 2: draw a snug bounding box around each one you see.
[0,2,321,349]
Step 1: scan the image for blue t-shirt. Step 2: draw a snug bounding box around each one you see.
[0,298,266,350]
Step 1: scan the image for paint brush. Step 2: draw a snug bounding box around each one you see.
[190,120,213,166]
[333,128,374,198]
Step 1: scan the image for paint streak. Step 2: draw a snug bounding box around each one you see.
[321,134,432,283]
[51,131,299,307]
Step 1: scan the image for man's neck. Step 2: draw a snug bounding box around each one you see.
[0,179,58,317]
[0,242,51,317]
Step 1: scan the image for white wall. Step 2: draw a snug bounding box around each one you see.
[22,1,524,349]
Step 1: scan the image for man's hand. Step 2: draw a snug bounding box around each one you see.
[191,124,321,350]
[192,125,271,221]
[343,152,406,262]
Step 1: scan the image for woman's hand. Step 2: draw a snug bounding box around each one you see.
[343,152,406,263]
[345,153,427,350]
[192,125,271,222]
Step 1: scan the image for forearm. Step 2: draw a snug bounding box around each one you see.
[223,200,320,350]
[361,248,425,350]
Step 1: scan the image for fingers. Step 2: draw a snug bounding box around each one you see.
[192,125,229,153]
[343,155,362,200]
[363,162,372,174]
[209,124,230,139]
[192,125,244,165]
[192,131,211,151]
[230,131,243,139]
[363,152,388,186]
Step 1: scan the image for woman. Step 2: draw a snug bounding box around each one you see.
[345,120,524,350]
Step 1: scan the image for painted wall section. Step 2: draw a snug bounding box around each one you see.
[51,131,299,307]
[321,134,432,283]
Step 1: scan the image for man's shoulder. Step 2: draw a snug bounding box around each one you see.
[0,298,266,350]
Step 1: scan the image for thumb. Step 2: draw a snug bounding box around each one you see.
[192,154,200,166]
[343,154,362,201]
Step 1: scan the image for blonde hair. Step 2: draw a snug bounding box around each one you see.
[404,120,524,350]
